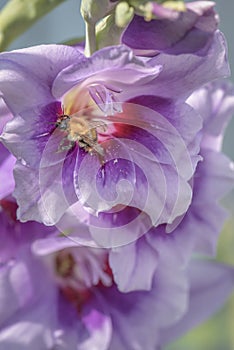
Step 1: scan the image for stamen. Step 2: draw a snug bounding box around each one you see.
[88,84,123,115]
[54,249,114,311]
[55,251,75,278]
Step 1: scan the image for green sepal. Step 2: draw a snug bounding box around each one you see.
[61,37,85,46]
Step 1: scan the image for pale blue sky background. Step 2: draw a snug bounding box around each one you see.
[0,0,233,160]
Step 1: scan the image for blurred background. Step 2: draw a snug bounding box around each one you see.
[0,0,233,349]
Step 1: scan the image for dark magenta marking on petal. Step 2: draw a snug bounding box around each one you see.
[31,101,62,137]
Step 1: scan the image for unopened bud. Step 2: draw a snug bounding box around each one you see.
[129,0,185,21]
[162,1,186,12]
[115,2,134,28]
[145,1,185,21]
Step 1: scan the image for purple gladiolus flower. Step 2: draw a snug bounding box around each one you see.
[122,1,219,56]
[0,200,233,350]
[0,200,189,350]
[0,33,229,234]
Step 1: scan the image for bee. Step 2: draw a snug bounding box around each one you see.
[55,113,106,162]
[54,106,170,165]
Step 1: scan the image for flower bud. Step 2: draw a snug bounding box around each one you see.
[128,0,185,21]
[115,1,134,28]
[80,0,117,24]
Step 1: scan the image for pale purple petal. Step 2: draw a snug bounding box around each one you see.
[0,99,15,198]
[147,149,234,263]
[109,237,158,292]
[80,297,112,350]
[0,201,54,263]
[1,101,63,168]
[160,260,234,346]
[122,1,218,55]
[88,207,153,248]
[0,98,12,134]
[52,45,162,100]
[0,261,32,327]
[0,154,15,199]
[141,31,230,100]
[0,45,84,115]
[106,262,188,349]
[187,79,234,149]
[13,156,77,224]
[0,301,56,350]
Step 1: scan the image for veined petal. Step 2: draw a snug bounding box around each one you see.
[0,45,84,115]
[52,45,162,100]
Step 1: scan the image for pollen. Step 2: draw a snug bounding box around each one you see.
[55,251,75,278]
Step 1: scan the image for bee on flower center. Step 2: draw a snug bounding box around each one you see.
[55,113,106,162]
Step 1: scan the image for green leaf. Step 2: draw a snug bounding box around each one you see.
[0,0,68,52]
[61,37,85,46]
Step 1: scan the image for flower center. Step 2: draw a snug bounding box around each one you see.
[55,251,75,278]
[55,82,122,160]
[0,199,18,223]
[54,249,113,312]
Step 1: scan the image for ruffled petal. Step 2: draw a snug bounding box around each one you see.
[147,149,234,262]
[141,31,230,100]
[187,79,234,151]
[0,45,84,115]
[52,45,162,99]
[122,2,218,55]
[105,261,188,350]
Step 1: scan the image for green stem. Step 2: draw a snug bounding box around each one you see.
[84,22,96,57]
[0,0,67,52]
